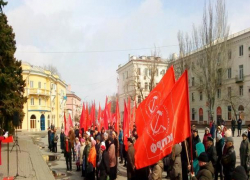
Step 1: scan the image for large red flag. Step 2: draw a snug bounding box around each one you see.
[64,112,69,136]
[79,102,85,130]
[97,103,102,131]
[134,70,191,169]
[85,103,89,130]
[123,101,129,151]
[136,66,175,137]
[115,98,120,133]
[93,101,96,126]
[68,113,73,128]
[103,97,109,130]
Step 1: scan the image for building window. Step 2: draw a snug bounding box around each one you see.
[228,87,231,97]
[30,115,36,129]
[44,83,46,89]
[218,69,222,85]
[191,77,195,86]
[38,82,41,89]
[156,69,158,76]
[144,68,148,76]
[161,69,165,75]
[145,82,148,91]
[239,65,244,80]
[192,108,195,120]
[137,82,141,89]
[137,68,141,75]
[30,81,33,88]
[192,93,195,102]
[228,106,232,120]
[239,86,243,96]
[239,45,243,56]
[217,89,221,99]
[199,92,203,101]
[228,68,231,79]
[39,98,42,105]
[30,98,34,105]
[138,96,141,104]
[228,50,232,59]
[199,108,203,121]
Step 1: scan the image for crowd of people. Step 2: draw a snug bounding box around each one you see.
[46,117,249,180]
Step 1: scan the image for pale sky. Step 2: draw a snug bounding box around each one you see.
[3,0,250,107]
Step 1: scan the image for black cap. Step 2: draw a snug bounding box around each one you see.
[193,128,198,133]
[207,136,213,142]
[127,138,133,144]
[198,152,209,162]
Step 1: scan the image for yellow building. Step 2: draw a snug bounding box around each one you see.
[21,62,67,131]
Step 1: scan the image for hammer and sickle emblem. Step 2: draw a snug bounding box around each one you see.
[150,110,166,135]
[148,96,158,114]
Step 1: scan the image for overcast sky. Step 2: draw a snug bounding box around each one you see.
[4,0,250,107]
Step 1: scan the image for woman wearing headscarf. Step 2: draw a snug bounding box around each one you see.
[203,127,211,150]
[87,139,97,180]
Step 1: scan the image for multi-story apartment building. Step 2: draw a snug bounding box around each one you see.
[117,55,168,120]
[173,28,250,125]
[21,62,67,131]
[66,85,82,126]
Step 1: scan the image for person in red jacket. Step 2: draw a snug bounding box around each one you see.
[203,127,212,150]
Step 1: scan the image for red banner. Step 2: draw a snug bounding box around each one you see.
[2,136,13,143]
[134,70,191,169]
[136,66,175,137]
[123,101,129,151]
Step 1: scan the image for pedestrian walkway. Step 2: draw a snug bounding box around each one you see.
[0,131,55,180]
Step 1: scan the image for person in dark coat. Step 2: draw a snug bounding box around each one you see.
[206,137,217,168]
[127,138,135,180]
[203,127,212,150]
[112,132,119,179]
[215,133,224,180]
[210,121,215,139]
[95,135,101,180]
[135,166,150,180]
[83,137,91,177]
[221,137,236,180]
[240,131,250,175]
[119,126,124,164]
[232,166,248,180]
[50,130,55,152]
[97,145,110,180]
[191,152,214,180]
[64,137,72,171]
[231,118,236,137]
[238,117,243,137]
[192,129,201,159]
[60,129,65,153]
[48,127,51,150]
[75,125,80,138]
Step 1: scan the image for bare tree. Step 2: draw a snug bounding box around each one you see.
[43,64,61,77]
[174,0,230,121]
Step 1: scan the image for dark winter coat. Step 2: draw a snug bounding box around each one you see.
[203,133,212,150]
[192,135,201,159]
[64,140,72,157]
[135,166,150,180]
[231,120,236,131]
[216,138,224,159]
[238,119,243,130]
[240,138,250,167]
[191,161,214,180]
[210,124,215,139]
[206,144,217,167]
[98,150,110,176]
[170,144,182,180]
[75,129,79,138]
[60,132,65,150]
[83,143,91,173]
[127,144,135,179]
[221,146,236,180]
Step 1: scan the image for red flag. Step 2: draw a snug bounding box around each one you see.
[68,113,73,128]
[136,66,175,137]
[134,70,191,169]
[64,112,69,136]
[2,136,13,143]
[123,101,129,151]
[97,103,101,131]
[115,98,120,133]
[80,102,85,130]
[93,101,96,126]
[85,103,89,130]
[103,97,109,130]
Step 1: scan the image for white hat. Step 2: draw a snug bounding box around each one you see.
[86,131,90,136]
[90,137,94,142]
[101,141,106,147]
[225,129,232,138]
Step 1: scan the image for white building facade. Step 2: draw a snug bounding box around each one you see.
[117,55,168,120]
[174,28,250,125]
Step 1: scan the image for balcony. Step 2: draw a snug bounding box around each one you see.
[28,105,51,112]
[235,75,244,83]
[28,88,50,96]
